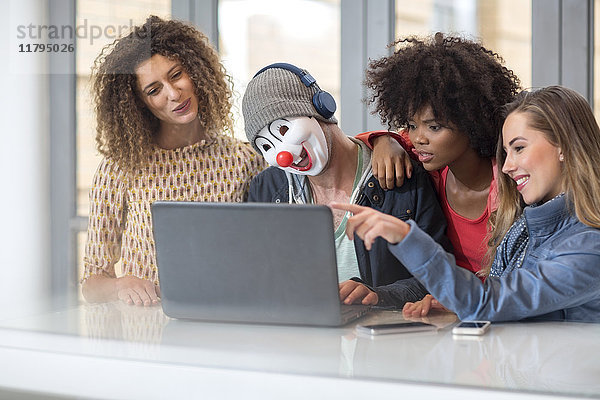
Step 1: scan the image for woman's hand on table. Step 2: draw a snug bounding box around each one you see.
[115,276,161,306]
[402,294,448,317]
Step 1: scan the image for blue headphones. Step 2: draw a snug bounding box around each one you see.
[253,62,337,120]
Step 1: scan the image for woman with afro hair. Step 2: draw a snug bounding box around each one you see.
[82,16,266,306]
[357,33,521,315]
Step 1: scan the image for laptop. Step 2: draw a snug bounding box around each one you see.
[151,201,370,326]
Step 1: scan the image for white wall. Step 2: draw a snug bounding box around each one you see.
[0,0,51,319]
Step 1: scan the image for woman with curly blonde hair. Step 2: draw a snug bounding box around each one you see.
[82,16,266,305]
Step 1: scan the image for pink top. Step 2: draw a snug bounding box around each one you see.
[431,163,497,276]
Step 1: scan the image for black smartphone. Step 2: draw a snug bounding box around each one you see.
[356,321,437,335]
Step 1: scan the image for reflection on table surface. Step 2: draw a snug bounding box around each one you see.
[0,302,599,398]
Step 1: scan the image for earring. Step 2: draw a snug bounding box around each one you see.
[559,154,564,162]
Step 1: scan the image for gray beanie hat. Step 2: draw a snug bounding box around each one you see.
[242,67,338,151]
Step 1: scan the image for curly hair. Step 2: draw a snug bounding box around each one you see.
[92,15,234,170]
[366,32,521,158]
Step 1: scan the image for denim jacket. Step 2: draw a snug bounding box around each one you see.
[390,195,600,322]
[247,140,450,307]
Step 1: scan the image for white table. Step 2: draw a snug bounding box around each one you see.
[0,302,598,399]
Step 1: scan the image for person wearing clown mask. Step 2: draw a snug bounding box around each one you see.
[242,63,450,308]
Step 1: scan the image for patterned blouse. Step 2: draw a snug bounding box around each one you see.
[83,133,267,285]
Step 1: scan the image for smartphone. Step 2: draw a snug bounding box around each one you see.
[356,321,437,336]
[452,321,491,336]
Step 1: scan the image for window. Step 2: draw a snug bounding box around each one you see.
[218,0,341,139]
[395,0,532,88]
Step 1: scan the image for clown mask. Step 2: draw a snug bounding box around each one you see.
[254,116,329,176]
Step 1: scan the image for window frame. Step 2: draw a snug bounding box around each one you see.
[532,0,593,102]
[49,0,78,307]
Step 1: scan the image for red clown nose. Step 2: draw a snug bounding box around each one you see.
[276,151,294,167]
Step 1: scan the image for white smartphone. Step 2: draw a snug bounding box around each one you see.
[356,321,437,336]
[452,321,491,336]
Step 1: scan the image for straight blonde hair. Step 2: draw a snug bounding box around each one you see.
[483,86,600,275]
